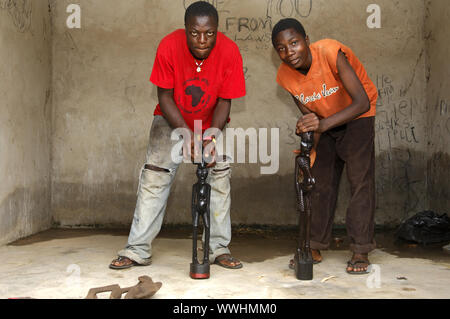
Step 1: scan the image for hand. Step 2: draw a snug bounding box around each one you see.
[202,139,217,168]
[296,113,321,135]
[182,132,200,163]
[190,134,202,163]
[187,134,216,167]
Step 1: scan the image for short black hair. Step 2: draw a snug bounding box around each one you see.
[271,18,307,47]
[185,1,219,26]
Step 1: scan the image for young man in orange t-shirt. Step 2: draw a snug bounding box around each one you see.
[272,18,378,274]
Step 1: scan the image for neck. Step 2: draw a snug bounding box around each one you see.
[190,50,206,61]
[297,66,310,75]
[296,50,312,75]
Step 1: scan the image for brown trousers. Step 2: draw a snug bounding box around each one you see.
[310,116,376,254]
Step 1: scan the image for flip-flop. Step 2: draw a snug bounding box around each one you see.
[214,254,243,269]
[346,260,371,275]
[109,256,140,270]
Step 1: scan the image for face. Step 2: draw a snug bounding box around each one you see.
[274,28,311,71]
[185,15,218,60]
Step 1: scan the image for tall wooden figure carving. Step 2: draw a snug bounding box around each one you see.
[190,154,211,279]
[294,132,316,280]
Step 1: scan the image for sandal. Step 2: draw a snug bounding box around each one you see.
[346,260,371,275]
[214,254,243,269]
[109,256,139,270]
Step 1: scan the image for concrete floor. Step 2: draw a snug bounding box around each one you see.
[1,228,449,299]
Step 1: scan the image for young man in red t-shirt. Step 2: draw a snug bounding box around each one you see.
[110,2,246,270]
[272,18,378,274]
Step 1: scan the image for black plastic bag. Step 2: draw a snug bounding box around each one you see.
[396,211,450,244]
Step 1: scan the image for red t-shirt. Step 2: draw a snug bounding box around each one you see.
[150,29,246,131]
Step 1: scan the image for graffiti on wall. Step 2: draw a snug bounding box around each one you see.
[374,73,429,218]
[0,0,32,33]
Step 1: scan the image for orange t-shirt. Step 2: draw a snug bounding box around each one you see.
[276,39,377,119]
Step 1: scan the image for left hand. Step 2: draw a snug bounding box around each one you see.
[296,113,321,135]
[202,139,217,168]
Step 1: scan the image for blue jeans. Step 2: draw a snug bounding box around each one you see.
[118,116,232,264]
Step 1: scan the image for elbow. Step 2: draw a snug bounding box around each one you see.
[157,87,173,101]
[359,97,370,115]
[364,99,370,113]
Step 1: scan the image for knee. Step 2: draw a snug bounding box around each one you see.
[144,164,171,173]
[211,164,231,179]
[140,164,174,187]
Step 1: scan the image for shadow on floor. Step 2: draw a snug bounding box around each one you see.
[8,226,450,264]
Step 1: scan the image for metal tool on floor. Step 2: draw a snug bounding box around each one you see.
[85,276,162,299]
[190,141,212,279]
[294,132,316,281]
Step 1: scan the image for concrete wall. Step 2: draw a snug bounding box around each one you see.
[49,0,432,228]
[426,0,450,214]
[0,0,53,245]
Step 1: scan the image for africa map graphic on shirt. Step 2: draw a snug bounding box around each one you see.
[185,85,204,107]
[180,77,211,114]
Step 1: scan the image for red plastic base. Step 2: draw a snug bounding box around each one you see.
[190,272,210,279]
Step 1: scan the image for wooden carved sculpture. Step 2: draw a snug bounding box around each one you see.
[294,132,316,280]
[190,149,211,279]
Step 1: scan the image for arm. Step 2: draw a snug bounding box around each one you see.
[157,87,191,131]
[210,98,231,131]
[292,95,312,116]
[318,50,370,131]
[297,50,370,135]
[203,98,232,167]
[157,87,196,161]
